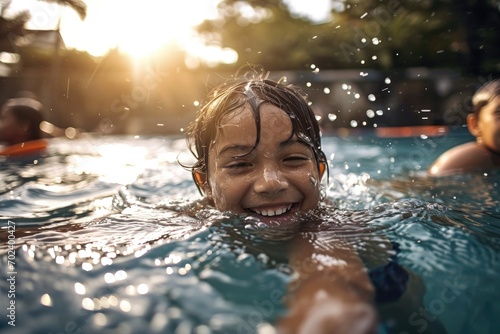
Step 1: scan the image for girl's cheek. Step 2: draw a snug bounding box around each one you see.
[211,181,230,209]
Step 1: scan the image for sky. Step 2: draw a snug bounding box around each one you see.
[3,0,332,61]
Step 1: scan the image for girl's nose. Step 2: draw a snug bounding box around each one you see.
[253,167,289,194]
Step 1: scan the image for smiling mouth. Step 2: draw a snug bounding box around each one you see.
[249,204,293,217]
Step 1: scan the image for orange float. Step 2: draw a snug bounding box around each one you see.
[0,139,48,157]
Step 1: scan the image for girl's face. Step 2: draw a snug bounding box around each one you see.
[476,96,500,152]
[205,103,322,225]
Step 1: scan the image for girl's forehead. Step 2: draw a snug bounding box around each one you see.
[484,95,500,110]
[218,104,252,125]
[218,103,291,127]
[214,104,293,141]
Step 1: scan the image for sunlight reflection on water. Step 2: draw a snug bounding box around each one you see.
[0,133,499,334]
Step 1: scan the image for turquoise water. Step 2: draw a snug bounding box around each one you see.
[1,129,499,334]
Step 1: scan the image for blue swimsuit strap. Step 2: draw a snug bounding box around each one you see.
[368,241,409,304]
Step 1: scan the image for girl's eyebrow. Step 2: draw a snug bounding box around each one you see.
[280,138,310,149]
[217,144,254,156]
[218,139,310,156]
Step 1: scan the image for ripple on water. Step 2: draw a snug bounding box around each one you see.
[1,136,500,333]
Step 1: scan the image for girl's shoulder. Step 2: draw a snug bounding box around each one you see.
[428,142,496,176]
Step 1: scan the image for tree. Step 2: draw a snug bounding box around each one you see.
[195,0,500,73]
[0,0,86,52]
[195,0,316,70]
[451,0,500,76]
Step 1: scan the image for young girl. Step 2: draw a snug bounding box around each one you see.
[185,72,379,333]
[429,79,500,176]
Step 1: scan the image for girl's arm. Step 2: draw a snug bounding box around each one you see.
[277,232,378,334]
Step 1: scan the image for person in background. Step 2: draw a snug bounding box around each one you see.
[429,79,500,176]
[0,91,47,157]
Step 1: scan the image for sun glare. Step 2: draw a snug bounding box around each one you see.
[57,0,223,60]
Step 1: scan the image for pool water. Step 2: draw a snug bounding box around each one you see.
[1,129,499,334]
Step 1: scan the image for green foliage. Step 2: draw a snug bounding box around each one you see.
[195,0,500,74]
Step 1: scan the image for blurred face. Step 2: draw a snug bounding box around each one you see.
[205,103,322,225]
[0,107,26,145]
[476,96,500,153]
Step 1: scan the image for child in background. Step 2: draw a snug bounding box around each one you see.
[0,92,47,157]
[429,79,500,176]
[186,72,379,333]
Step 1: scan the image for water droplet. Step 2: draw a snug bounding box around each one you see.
[115,270,127,280]
[75,282,86,295]
[104,273,115,283]
[137,284,149,294]
[82,297,95,310]
[82,262,93,271]
[309,175,318,186]
[93,313,108,327]
[120,300,131,312]
[40,294,52,307]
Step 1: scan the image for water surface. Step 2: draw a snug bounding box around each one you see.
[1,130,499,334]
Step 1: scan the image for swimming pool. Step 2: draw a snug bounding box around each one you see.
[1,128,499,334]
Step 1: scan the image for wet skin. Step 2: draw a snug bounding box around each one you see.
[428,95,500,175]
[204,103,322,225]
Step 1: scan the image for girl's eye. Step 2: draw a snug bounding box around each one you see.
[284,155,310,162]
[225,162,252,169]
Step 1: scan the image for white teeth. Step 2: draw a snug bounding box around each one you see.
[253,205,292,217]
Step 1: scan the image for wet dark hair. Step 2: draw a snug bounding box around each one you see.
[3,102,43,141]
[472,79,500,117]
[186,72,327,191]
